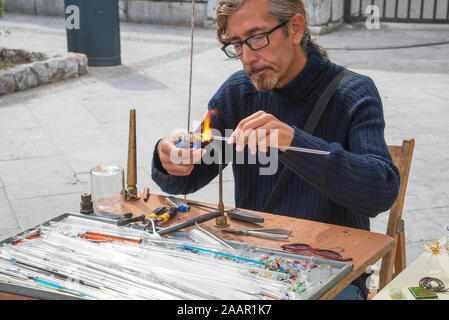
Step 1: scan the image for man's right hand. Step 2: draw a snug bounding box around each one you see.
[156,131,205,176]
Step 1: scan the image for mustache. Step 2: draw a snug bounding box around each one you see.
[245,65,274,77]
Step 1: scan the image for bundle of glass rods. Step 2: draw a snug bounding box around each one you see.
[0,215,320,300]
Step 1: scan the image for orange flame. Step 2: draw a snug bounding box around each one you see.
[201,109,218,142]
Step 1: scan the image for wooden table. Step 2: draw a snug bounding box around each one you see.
[125,193,396,300]
[373,236,449,300]
[0,193,396,300]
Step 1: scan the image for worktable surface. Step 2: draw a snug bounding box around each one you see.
[0,193,396,300]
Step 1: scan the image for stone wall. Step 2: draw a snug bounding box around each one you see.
[4,0,345,32]
[306,0,345,34]
[3,0,209,27]
[206,0,344,33]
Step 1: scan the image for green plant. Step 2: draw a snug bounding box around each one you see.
[0,28,10,36]
[0,0,3,16]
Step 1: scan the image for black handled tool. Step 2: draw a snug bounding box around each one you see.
[157,211,221,236]
[158,207,178,222]
[146,207,178,223]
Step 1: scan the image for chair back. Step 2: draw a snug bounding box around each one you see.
[378,138,415,290]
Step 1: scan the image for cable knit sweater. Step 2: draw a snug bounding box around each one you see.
[152,43,400,297]
[152,43,399,229]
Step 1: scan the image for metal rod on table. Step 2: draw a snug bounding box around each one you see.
[214,160,229,227]
[218,163,223,214]
[157,210,221,236]
[211,135,330,155]
[281,146,330,155]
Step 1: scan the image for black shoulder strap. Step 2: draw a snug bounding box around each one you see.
[262,68,353,213]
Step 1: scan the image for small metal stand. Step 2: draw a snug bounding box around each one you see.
[80,193,94,214]
[215,163,229,228]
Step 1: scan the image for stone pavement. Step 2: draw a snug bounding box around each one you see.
[0,13,449,268]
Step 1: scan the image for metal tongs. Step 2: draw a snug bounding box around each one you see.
[222,228,292,240]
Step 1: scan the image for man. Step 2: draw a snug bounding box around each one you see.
[152,0,400,300]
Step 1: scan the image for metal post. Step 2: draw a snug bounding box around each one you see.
[433,0,438,19]
[394,0,399,18]
[344,0,352,21]
[407,0,411,18]
[420,0,424,19]
[215,162,229,227]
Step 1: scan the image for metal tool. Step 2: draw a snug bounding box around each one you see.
[124,109,140,201]
[227,208,264,223]
[146,207,178,223]
[160,207,178,222]
[94,211,132,220]
[117,214,145,227]
[166,196,189,212]
[215,162,229,227]
[157,210,221,236]
[211,135,330,155]
[152,206,169,215]
[187,201,264,223]
[187,201,221,211]
[194,223,234,250]
[222,228,292,241]
[66,211,132,222]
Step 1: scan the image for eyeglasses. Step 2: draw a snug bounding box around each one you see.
[281,243,353,262]
[221,20,289,58]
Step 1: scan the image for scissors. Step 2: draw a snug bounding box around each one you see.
[222,228,291,240]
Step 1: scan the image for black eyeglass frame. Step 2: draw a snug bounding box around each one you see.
[221,20,290,58]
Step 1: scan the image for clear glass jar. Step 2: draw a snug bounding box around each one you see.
[90,165,124,212]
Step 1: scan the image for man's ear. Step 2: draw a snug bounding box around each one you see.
[289,13,305,45]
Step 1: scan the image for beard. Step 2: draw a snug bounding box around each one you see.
[245,65,279,92]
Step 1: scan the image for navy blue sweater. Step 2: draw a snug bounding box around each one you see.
[152,43,400,232]
[152,43,400,298]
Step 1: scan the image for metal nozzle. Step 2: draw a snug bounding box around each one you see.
[124,109,140,201]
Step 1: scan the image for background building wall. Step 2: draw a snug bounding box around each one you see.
[3,0,344,32]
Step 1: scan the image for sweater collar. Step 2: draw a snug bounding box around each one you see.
[271,42,328,103]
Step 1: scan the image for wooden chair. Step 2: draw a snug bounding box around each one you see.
[374,138,415,293]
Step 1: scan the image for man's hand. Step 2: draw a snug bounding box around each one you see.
[157,131,205,176]
[227,111,294,154]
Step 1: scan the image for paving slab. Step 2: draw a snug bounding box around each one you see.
[0,127,59,161]
[0,185,21,241]
[0,156,86,200]
[0,105,41,130]
[8,192,82,233]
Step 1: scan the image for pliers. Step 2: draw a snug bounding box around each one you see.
[117,206,178,227]
[145,206,178,223]
[143,206,178,232]
[222,228,292,240]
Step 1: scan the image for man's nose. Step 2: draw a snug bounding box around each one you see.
[240,43,258,66]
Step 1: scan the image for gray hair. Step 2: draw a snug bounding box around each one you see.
[216,0,328,57]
